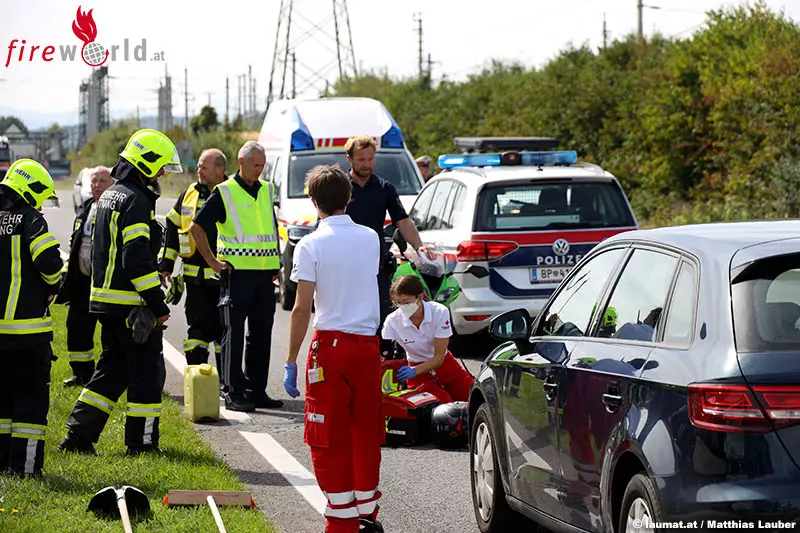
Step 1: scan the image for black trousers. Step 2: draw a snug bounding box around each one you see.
[219,271,276,397]
[65,315,166,448]
[0,342,52,476]
[66,278,98,378]
[184,281,223,366]
[377,269,393,356]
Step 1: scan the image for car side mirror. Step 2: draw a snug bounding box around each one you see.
[393,228,407,254]
[489,308,532,342]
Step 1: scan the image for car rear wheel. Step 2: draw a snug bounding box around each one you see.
[471,403,519,532]
[618,473,663,533]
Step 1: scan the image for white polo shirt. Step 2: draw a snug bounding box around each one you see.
[290,214,380,336]
[381,301,453,363]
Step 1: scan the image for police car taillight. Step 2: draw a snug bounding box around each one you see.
[456,241,518,262]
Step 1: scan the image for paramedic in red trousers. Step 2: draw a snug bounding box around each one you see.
[0,160,63,477]
[382,275,473,403]
[343,135,424,355]
[160,149,227,367]
[57,166,114,386]
[284,164,385,533]
[59,129,179,456]
[190,141,283,413]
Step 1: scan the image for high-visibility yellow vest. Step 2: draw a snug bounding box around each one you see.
[215,179,279,270]
[178,183,201,259]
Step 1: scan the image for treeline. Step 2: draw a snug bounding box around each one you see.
[330,3,800,227]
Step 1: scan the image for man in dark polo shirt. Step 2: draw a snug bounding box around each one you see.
[344,135,424,346]
[190,141,283,412]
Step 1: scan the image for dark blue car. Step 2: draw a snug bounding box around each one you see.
[468,221,800,533]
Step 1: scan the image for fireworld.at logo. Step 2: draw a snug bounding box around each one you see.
[4,5,165,68]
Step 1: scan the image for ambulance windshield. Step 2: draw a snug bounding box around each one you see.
[288,152,422,198]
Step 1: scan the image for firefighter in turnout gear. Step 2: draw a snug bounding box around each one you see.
[0,159,63,477]
[190,141,283,412]
[56,166,115,386]
[59,129,180,456]
[160,149,227,367]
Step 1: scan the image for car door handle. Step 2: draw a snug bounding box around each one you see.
[602,391,623,413]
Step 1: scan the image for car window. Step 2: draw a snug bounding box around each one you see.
[427,181,453,231]
[475,181,635,232]
[409,183,437,231]
[537,248,626,338]
[662,262,697,345]
[447,184,467,228]
[287,151,421,198]
[595,249,678,342]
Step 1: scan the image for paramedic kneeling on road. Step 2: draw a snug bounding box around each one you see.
[382,275,474,403]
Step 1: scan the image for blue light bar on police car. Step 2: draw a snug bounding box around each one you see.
[289,107,315,151]
[438,150,578,169]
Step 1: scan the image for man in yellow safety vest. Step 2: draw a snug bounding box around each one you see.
[160,148,227,367]
[190,141,283,412]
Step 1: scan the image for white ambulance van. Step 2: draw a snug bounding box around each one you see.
[259,97,424,310]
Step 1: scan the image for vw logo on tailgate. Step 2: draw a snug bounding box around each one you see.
[552,239,570,256]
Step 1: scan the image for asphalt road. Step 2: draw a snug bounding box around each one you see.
[46,190,496,533]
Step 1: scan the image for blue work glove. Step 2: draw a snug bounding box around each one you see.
[396,365,417,382]
[283,364,300,398]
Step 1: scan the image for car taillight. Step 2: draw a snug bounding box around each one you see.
[456,241,518,262]
[688,384,800,433]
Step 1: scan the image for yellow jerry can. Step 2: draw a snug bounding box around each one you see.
[184,363,220,422]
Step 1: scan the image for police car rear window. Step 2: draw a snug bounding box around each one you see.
[475,181,635,232]
[288,152,421,198]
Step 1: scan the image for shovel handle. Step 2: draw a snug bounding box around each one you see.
[207,495,227,533]
[117,497,133,533]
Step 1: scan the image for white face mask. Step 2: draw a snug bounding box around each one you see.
[398,302,419,319]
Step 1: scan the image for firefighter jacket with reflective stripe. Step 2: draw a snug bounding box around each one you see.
[215,178,279,270]
[159,182,219,285]
[89,170,169,318]
[0,185,64,347]
[56,197,94,305]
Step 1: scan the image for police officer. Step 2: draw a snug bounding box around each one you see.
[284,164,385,533]
[59,129,179,456]
[160,149,227,366]
[415,155,432,182]
[344,135,424,349]
[57,166,115,386]
[0,159,63,476]
[190,141,282,412]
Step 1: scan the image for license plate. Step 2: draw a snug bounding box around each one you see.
[530,266,572,283]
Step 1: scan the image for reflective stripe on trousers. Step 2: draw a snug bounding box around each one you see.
[77,388,117,415]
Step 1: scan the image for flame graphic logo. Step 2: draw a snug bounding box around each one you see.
[71,6,108,67]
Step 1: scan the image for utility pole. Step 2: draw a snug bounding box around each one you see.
[207,93,212,106]
[184,67,188,129]
[237,74,241,117]
[225,76,229,124]
[413,12,423,80]
[136,106,140,128]
[252,78,257,115]
[292,51,297,98]
[248,65,252,116]
[637,0,643,42]
[603,13,608,49]
[426,53,432,81]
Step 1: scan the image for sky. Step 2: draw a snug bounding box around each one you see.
[1,0,799,128]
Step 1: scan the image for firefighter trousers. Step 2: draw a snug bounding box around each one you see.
[304,330,384,533]
[219,271,275,396]
[65,279,98,379]
[407,352,474,404]
[0,342,52,476]
[183,282,222,367]
[65,315,166,448]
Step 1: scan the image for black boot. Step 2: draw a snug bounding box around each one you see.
[223,393,255,412]
[359,518,384,533]
[57,432,97,455]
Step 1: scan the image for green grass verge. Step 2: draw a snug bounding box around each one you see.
[0,305,274,533]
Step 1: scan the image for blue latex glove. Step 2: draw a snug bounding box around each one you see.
[396,365,417,382]
[283,364,300,398]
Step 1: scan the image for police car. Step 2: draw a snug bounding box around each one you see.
[406,137,638,337]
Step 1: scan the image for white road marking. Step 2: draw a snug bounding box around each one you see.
[240,431,326,515]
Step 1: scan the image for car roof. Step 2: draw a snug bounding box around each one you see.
[605,220,800,267]
[436,163,614,187]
